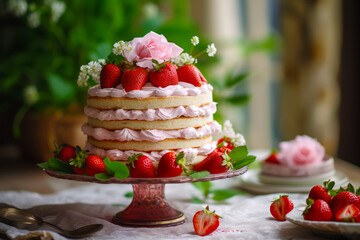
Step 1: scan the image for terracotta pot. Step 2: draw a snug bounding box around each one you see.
[20,113,87,162]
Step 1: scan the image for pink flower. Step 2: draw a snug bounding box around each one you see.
[124,31,183,69]
[277,135,325,166]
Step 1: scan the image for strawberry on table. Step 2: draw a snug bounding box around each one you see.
[100,64,122,88]
[193,206,222,236]
[53,142,76,163]
[331,191,360,216]
[149,62,178,87]
[335,204,360,222]
[193,149,232,174]
[270,195,294,221]
[307,180,334,204]
[303,199,332,221]
[127,154,155,178]
[177,64,207,87]
[157,152,186,178]
[84,155,107,176]
[122,67,148,92]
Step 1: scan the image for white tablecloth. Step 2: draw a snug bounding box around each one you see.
[0,178,333,240]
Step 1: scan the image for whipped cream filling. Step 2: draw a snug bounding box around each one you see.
[84,103,217,121]
[85,141,216,163]
[87,82,213,99]
[82,121,221,142]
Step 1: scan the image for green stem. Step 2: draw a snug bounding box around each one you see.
[13,104,30,138]
[193,50,206,58]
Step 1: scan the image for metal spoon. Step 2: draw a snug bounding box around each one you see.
[0,206,103,238]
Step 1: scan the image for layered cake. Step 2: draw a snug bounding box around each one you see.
[78,32,222,172]
[260,135,335,184]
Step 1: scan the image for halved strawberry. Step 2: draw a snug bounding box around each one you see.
[335,204,360,222]
[270,195,294,221]
[100,64,121,88]
[122,67,148,92]
[127,154,155,178]
[331,191,360,216]
[177,65,206,87]
[149,63,178,87]
[193,206,222,236]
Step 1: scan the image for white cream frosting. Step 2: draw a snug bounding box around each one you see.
[85,141,216,163]
[82,121,221,142]
[87,82,213,99]
[84,103,217,121]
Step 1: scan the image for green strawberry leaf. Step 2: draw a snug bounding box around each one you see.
[233,155,256,169]
[225,72,248,88]
[47,158,74,174]
[124,192,133,198]
[188,171,210,179]
[95,173,111,181]
[347,183,355,193]
[329,189,338,197]
[356,187,360,196]
[225,94,250,105]
[190,197,205,204]
[114,169,129,179]
[37,162,51,170]
[229,145,248,162]
[103,157,114,174]
[211,189,247,201]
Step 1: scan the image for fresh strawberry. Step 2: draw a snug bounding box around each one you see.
[264,152,279,164]
[53,142,76,163]
[303,199,332,221]
[331,191,360,216]
[270,195,294,221]
[84,155,107,176]
[149,63,178,87]
[157,152,186,178]
[127,154,155,178]
[72,166,85,175]
[100,64,121,88]
[122,67,148,92]
[335,204,360,222]
[308,180,334,204]
[216,137,234,153]
[177,65,206,87]
[193,149,232,174]
[193,206,222,236]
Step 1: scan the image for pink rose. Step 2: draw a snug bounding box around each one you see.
[276,135,325,166]
[124,31,183,69]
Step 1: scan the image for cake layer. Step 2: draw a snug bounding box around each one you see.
[84,103,216,121]
[87,135,213,151]
[87,92,212,110]
[85,141,216,162]
[87,115,213,130]
[82,121,221,142]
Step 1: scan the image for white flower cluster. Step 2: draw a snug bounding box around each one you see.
[8,0,28,16]
[27,12,40,28]
[113,40,132,56]
[206,43,217,57]
[170,53,197,67]
[50,0,66,22]
[77,59,105,87]
[191,36,199,46]
[221,120,246,147]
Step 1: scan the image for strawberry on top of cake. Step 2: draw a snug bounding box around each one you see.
[262,135,334,177]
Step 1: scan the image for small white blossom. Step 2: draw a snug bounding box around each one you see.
[77,65,89,87]
[27,12,40,28]
[98,59,106,66]
[222,120,236,139]
[9,0,28,16]
[50,0,66,22]
[87,61,102,83]
[23,85,39,105]
[170,53,196,67]
[142,2,158,18]
[113,40,132,56]
[206,43,217,57]
[191,36,199,46]
[233,133,246,147]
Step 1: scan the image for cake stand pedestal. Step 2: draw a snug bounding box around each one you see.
[44,167,247,227]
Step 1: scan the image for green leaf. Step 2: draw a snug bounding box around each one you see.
[211,189,247,201]
[329,190,338,197]
[356,187,360,196]
[47,158,74,173]
[191,181,213,198]
[47,74,76,103]
[104,157,113,174]
[37,162,51,170]
[188,171,210,179]
[347,183,355,193]
[124,192,133,198]
[229,146,248,161]
[114,171,129,179]
[233,155,256,170]
[95,173,111,181]
[225,94,250,105]
[225,73,248,88]
[190,197,205,204]
[109,161,129,177]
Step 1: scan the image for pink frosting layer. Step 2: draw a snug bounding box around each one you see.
[87,82,213,99]
[84,103,216,121]
[85,141,216,163]
[82,121,221,142]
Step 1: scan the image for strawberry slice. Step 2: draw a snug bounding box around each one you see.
[149,63,178,87]
[335,204,360,222]
[127,154,155,178]
[270,195,294,221]
[193,206,222,236]
[100,64,121,88]
[122,67,148,92]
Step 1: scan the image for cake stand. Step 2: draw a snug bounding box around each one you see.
[44,167,247,228]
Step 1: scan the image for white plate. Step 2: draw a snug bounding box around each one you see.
[287,208,360,236]
[238,169,348,194]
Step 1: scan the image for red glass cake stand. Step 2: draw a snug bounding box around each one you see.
[44,167,247,227]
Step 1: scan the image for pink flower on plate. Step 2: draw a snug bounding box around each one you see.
[276,135,325,166]
[124,31,183,69]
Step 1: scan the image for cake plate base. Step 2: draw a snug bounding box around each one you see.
[44,167,247,228]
